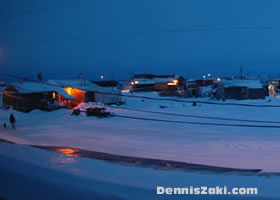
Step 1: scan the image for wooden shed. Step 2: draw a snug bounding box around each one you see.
[221,80,265,100]
[2,82,74,112]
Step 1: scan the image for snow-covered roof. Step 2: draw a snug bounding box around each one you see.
[187,77,214,82]
[133,77,175,85]
[221,80,263,89]
[7,82,75,99]
[48,80,120,94]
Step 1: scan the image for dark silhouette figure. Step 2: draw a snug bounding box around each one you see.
[9,114,16,129]
[3,123,7,129]
[37,72,42,81]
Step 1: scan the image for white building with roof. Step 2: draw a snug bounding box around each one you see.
[48,79,122,106]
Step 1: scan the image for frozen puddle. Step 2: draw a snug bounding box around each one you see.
[0,139,262,174]
[39,145,264,174]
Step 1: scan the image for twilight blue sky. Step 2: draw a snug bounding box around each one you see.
[1,0,280,80]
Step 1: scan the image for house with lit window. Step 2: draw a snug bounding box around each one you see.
[263,79,280,96]
[130,74,185,92]
[2,82,74,112]
[49,79,123,107]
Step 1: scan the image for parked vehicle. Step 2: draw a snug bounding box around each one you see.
[86,107,112,118]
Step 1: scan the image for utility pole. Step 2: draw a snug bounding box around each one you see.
[111,72,114,91]
[240,66,243,79]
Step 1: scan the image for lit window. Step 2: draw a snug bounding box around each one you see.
[168,80,178,86]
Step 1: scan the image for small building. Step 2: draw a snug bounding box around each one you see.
[130,74,185,92]
[2,82,74,112]
[49,79,122,107]
[188,78,215,87]
[218,80,266,100]
[185,83,201,97]
[92,80,119,88]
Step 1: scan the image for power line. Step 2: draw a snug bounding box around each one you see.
[77,108,280,128]
[113,114,280,129]
[120,95,280,108]
[107,105,280,124]
[2,73,280,128]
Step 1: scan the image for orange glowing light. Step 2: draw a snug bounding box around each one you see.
[64,87,73,95]
[55,148,79,157]
[63,87,86,105]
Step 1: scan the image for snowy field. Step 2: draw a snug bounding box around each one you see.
[1,92,280,199]
[1,92,280,173]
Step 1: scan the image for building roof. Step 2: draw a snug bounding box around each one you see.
[48,79,121,94]
[0,82,7,87]
[92,80,118,87]
[187,77,215,82]
[134,77,175,85]
[221,79,263,89]
[6,81,75,99]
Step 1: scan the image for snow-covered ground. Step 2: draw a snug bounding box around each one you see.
[0,86,4,108]
[1,92,280,173]
[2,92,280,199]
[0,141,280,200]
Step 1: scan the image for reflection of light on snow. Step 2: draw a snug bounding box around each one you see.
[55,148,79,157]
[122,89,130,93]
[51,156,77,165]
[51,148,80,165]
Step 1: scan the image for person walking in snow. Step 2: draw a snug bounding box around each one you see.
[9,114,16,129]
